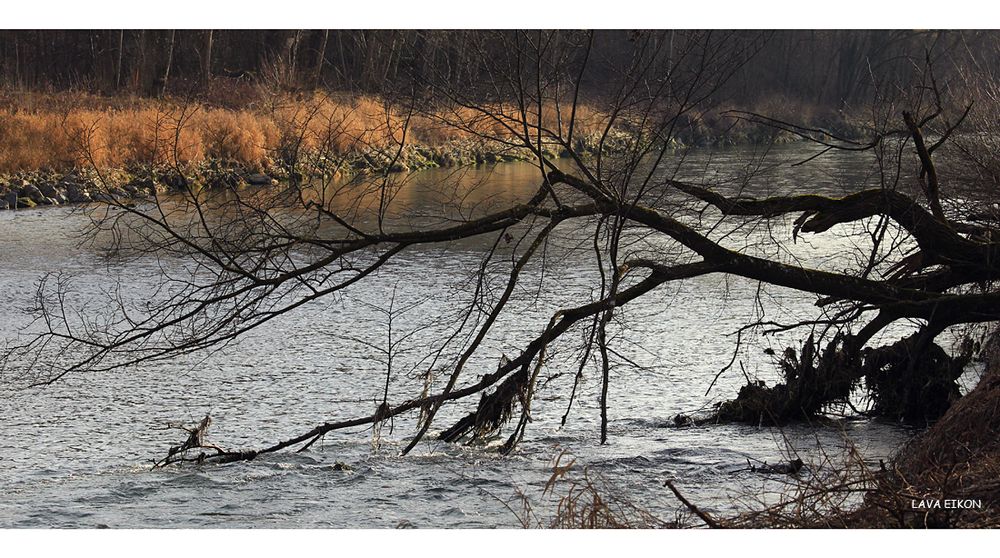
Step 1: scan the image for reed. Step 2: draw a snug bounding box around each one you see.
[0,92,612,175]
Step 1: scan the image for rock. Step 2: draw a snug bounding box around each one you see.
[16,197,37,209]
[673,413,694,427]
[0,199,8,210]
[245,173,276,186]
[65,186,92,204]
[20,184,45,204]
[161,173,187,189]
[37,182,60,198]
[4,190,16,208]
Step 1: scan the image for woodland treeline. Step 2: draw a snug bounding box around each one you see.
[1,30,997,108]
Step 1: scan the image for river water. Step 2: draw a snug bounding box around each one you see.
[0,144,956,528]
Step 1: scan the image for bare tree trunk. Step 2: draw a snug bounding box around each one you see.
[201,29,214,88]
[115,29,123,90]
[336,31,351,89]
[13,34,20,88]
[160,29,176,97]
[286,30,302,88]
[667,30,674,98]
[381,33,399,85]
[312,29,329,88]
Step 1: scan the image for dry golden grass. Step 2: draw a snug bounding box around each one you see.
[1,106,208,172]
[507,451,682,529]
[199,109,269,166]
[410,101,608,145]
[0,92,609,175]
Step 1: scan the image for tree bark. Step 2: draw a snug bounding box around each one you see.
[312,29,328,88]
[115,29,124,90]
[160,29,176,97]
[201,30,214,88]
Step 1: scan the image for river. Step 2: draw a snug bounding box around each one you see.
[0,144,957,527]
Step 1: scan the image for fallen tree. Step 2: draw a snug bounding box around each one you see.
[4,31,998,465]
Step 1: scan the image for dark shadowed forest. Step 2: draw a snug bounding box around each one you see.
[1,30,997,108]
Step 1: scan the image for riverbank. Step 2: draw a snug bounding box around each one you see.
[720,334,1000,528]
[0,141,546,210]
[846,335,1000,528]
[0,90,867,210]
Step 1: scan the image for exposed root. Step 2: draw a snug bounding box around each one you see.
[708,330,972,426]
[712,334,862,425]
[863,334,971,423]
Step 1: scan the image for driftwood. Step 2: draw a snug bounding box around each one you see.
[663,479,721,528]
[747,457,805,475]
[165,414,211,458]
[155,414,255,467]
[701,328,972,426]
